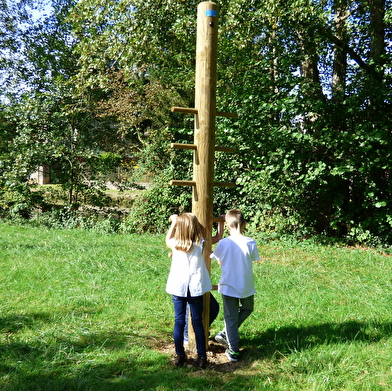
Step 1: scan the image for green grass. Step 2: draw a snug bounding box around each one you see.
[1,222,391,390]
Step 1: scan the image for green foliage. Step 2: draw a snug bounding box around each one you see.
[11,204,125,234]
[97,152,122,172]
[121,171,192,234]
[1,0,392,244]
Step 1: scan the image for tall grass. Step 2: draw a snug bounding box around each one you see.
[1,222,391,390]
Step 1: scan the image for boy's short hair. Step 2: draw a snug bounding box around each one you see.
[225,209,246,230]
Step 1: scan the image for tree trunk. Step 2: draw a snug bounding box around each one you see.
[332,0,348,103]
[297,27,324,130]
[369,0,385,67]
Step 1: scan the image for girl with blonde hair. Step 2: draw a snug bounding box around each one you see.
[165,213,212,369]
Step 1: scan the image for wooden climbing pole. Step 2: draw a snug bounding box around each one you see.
[170,1,237,352]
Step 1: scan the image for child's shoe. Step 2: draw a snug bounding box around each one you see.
[197,356,208,369]
[215,331,229,348]
[225,349,239,362]
[175,354,187,367]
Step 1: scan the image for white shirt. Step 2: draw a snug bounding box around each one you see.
[166,239,212,297]
[210,235,259,298]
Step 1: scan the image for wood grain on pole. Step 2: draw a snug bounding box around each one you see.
[170,143,197,150]
[171,107,237,118]
[171,107,199,115]
[187,1,219,353]
[170,180,196,186]
[193,0,219,257]
[171,143,235,153]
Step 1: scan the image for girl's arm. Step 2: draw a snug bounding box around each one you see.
[165,214,178,248]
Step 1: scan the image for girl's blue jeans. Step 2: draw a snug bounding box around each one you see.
[184,293,219,339]
[172,292,206,357]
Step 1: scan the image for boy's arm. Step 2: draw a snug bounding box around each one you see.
[165,214,178,248]
[252,240,260,262]
[212,215,225,244]
[210,244,223,266]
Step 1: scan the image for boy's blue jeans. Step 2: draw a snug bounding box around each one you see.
[172,292,206,357]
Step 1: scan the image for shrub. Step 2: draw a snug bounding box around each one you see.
[120,176,191,234]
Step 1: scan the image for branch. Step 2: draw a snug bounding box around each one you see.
[330,34,371,72]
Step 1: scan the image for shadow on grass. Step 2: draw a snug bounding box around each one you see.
[2,314,392,390]
[0,313,218,391]
[242,319,392,358]
[0,356,198,391]
[0,313,51,333]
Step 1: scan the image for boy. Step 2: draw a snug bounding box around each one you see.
[210,209,260,362]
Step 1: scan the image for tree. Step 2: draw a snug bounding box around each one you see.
[66,0,392,240]
[0,0,125,213]
[1,0,391,241]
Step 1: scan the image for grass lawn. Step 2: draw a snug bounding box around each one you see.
[1,222,391,390]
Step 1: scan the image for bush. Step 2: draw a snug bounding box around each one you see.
[120,177,192,234]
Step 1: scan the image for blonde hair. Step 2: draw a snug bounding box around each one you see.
[174,213,204,252]
[225,209,246,231]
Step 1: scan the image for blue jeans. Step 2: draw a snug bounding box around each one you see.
[172,292,206,357]
[184,293,219,339]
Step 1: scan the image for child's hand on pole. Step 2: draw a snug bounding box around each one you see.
[166,215,178,248]
[169,214,178,224]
